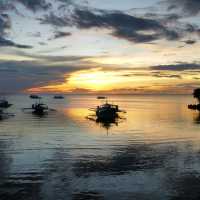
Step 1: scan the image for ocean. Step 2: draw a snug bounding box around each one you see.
[0,94,200,200]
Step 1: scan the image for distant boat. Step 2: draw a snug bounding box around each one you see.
[0,99,12,108]
[30,94,41,99]
[97,96,107,99]
[54,95,64,99]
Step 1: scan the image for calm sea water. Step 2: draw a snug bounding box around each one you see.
[0,94,200,200]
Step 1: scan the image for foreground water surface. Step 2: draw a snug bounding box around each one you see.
[0,94,200,200]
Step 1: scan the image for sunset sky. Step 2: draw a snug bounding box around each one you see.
[0,0,200,94]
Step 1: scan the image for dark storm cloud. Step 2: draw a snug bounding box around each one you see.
[142,11,200,40]
[39,13,71,27]
[0,0,51,12]
[0,57,91,93]
[0,14,11,35]
[165,0,200,16]
[151,63,200,71]
[16,0,51,12]
[73,9,181,43]
[40,9,181,43]
[52,31,71,40]
[0,37,32,48]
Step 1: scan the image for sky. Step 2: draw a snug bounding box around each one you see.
[0,0,200,94]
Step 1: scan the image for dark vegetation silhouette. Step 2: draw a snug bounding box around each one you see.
[193,88,200,104]
[188,88,200,110]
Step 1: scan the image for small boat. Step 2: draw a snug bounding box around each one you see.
[30,94,41,99]
[54,95,64,99]
[0,99,12,108]
[96,103,119,119]
[90,99,125,120]
[31,103,48,114]
[23,100,55,115]
[97,96,107,100]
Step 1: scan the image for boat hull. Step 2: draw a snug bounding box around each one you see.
[96,109,118,120]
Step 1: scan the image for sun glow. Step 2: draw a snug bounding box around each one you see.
[67,68,127,91]
[26,67,193,94]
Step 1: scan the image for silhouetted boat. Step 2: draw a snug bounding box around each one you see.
[54,95,64,99]
[97,96,106,99]
[0,99,12,108]
[23,99,55,115]
[30,94,41,99]
[31,103,48,114]
[96,103,119,119]
[90,99,125,120]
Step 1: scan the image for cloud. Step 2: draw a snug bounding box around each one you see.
[121,71,182,79]
[0,56,92,93]
[40,8,182,43]
[0,14,32,48]
[74,9,182,42]
[0,37,32,48]
[39,13,71,27]
[165,0,200,16]
[16,0,51,12]
[0,14,11,35]
[151,71,182,79]
[151,62,200,71]
[52,31,71,40]
[183,40,196,45]
[0,0,51,13]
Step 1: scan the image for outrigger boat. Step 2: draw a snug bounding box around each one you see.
[31,103,49,114]
[96,103,120,119]
[0,99,12,108]
[89,97,126,120]
[23,98,55,115]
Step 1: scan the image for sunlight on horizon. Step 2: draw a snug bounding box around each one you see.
[26,67,195,94]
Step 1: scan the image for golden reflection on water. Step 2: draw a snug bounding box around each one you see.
[57,95,200,143]
[1,95,200,200]
[63,108,90,120]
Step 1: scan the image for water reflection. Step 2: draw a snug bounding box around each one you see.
[194,111,200,124]
[87,114,126,131]
[73,142,177,177]
[1,95,200,200]
[72,192,104,200]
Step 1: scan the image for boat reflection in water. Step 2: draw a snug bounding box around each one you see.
[193,111,200,124]
[0,109,15,120]
[87,113,126,131]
